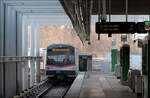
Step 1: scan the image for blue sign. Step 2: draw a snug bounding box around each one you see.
[112,41,116,45]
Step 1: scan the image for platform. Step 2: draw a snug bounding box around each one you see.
[65,72,140,98]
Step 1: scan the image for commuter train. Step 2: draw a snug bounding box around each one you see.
[45,44,78,79]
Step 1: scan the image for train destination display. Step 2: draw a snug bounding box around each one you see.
[96,22,148,34]
[96,22,135,33]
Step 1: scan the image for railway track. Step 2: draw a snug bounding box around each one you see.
[13,78,74,98]
[42,86,70,98]
[38,78,74,98]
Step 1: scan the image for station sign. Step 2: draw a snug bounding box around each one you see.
[121,35,127,42]
[144,21,150,31]
[96,22,136,33]
[112,41,116,46]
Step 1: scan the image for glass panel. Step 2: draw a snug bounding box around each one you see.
[47,54,75,66]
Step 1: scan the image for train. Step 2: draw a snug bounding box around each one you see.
[45,44,78,79]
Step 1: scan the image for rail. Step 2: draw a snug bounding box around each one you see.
[13,78,51,98]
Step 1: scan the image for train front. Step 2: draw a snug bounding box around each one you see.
[45,44,77,79]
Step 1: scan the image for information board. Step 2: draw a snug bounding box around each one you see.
[96,22,136,33]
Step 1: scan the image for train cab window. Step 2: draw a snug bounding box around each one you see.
[47,54,75,66]
[46,45,75,67]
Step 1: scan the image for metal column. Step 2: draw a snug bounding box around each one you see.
[22,16,29,90]
[120,44,130,81]
[111,48,118,72]
[148,39,150,98]
[35,24,41,83]
[4,5,17,97]
[30,24,35,87]
[16,12,23,93]
[0,1,4,97]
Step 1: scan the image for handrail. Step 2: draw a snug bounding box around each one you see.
[0,56,42,62]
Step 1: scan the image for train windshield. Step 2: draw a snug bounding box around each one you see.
[47,46,75,66]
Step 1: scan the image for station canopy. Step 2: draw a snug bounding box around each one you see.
[4,0,149,43]
[60,0,150,15]
[59,0,150,43]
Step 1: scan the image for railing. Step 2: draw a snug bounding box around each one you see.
[0,56,42,62]
[0,56,46,97]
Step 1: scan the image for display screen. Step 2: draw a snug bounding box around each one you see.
[52,48,70,52]
[96,22,136,33]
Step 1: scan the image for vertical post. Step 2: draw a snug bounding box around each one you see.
[101,0,107,21]
[148,37,150,98]
[142,37,149,98]
[35,24,41,83]
[121,44,130,82]
[111,49,118,72]
[4,5,17,97]
[108,0,111,22]
[30,23,35,87]
[16,12,23,93]
[0,1,4,97]
[22,16,29,90]
[125,0,128,22]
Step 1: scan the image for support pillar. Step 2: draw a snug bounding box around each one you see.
[35,24,41,83]
[22,17,29,90]
[111,48,118,72]
[30,24,35,87]
[4,5,17,97]
[0,1,4,97]
[120,44,130,82]
[148,39,150,98]
[16,12,23,93]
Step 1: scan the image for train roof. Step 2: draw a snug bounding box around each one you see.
[47,44,75,49]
